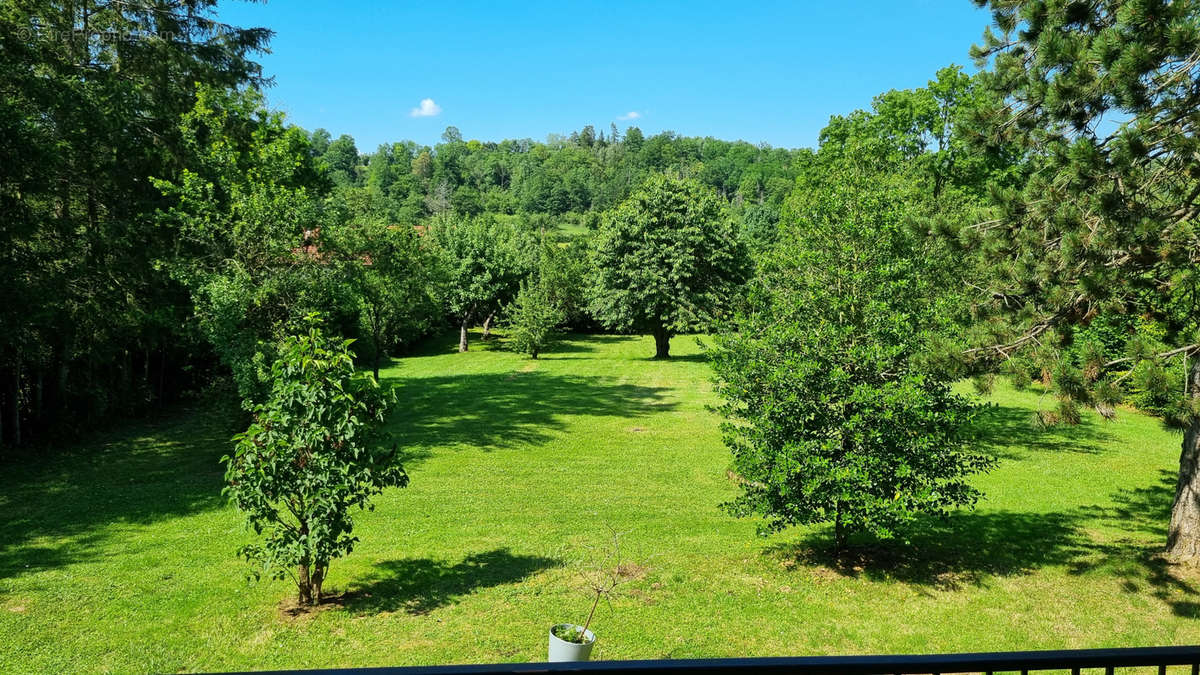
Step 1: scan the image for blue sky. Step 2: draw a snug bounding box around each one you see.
[215,1,993,152]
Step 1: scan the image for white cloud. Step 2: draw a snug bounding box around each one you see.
[410,98,442,118]
[617,111,641,121]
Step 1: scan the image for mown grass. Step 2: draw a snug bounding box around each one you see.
[1,332,1196,673]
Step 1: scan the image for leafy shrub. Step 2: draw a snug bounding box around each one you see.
[224,318,407,605]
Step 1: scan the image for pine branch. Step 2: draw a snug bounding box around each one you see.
[1104,344,1200,369]
[962,296,1087,361]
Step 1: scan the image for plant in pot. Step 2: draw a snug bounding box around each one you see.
[548,528,632,662]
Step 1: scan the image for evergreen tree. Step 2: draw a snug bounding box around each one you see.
[0,0,269,444]
[962,0,1200,559]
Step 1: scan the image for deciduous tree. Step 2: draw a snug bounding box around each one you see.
[224,319,407,606]
[589,175,749,358]
[428,215,525,352]
[505,280,564,359]
[155,86,348,403]
[711,171,993,550]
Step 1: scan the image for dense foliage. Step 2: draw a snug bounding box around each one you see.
[589,175,750,358]
[956,0,1200,559]
[320,123,810,224]
[427,215,527,352]
[504,241,568,359]
[704,56,1021,548]
[505,280,565,360]
[224,320,407,605]
[0,0,268,443]
[155,85,346,402]
[711,171,994,548]
[331,217,440,379]
[0,2,806,448]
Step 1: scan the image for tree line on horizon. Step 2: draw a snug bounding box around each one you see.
[311,121,806,224]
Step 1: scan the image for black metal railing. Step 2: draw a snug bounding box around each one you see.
[239,645,1200,675]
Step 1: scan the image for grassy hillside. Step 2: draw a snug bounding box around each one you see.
[1,332,1195,673]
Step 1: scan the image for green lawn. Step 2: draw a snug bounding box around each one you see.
[1,332,1197,673]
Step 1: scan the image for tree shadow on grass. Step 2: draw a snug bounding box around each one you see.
[384,371,675,462]
[342,548,560,615]
[654,353,710,363]
[766,470,1200,616]
[548,334,632,354]
[407,332,632,359]
[402,330,507,357]
[765,510,1090,592]
[0,404,234,582]
[1080,469,1176,538]
[968,403,1108,459]
[1069,470,1200,617]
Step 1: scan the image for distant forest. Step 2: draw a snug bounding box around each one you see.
[313,123,807,224]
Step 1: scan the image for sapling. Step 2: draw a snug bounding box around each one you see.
[224,317,408,606]
[553,527,632,644]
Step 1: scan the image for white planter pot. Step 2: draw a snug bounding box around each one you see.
[548,623,595,662]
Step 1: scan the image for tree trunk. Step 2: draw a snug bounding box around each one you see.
[7,363,20,446]
[28,369,42,443]
[120,349,132,407]
[1167,358,1200,561]
[372,315,383,380]
[143,348,151,403]
[834,501,846,552]
[459,320,469,352]
[370,304,384,380]
[297,562,313,605]
[312,564,326,604]
[34,370,43,420]
[652,326,671,359]
[57,353,69,417]
[482,312,495,340]
[156,350,166,404]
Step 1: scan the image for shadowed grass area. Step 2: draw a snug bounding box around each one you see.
[1,331,1197,673]
[970,401,1109,457]
[343,549,562,615]
[0,403,236,582]
[765,509,1090,591]
[387,371,675,458]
